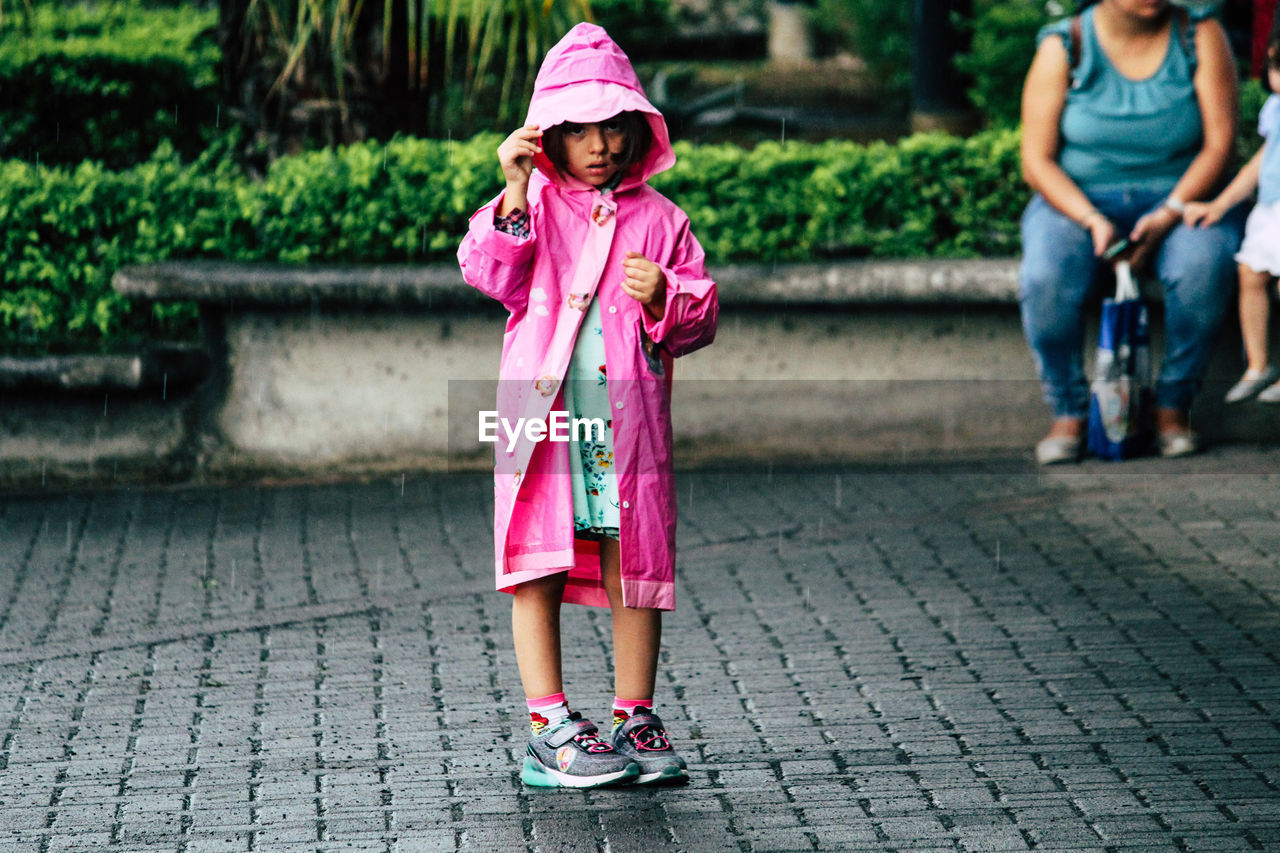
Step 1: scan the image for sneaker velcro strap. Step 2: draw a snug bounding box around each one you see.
[618,711,661,733]
[618,713,671,750]
[546,718,598,748]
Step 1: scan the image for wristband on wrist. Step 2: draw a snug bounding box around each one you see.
[1079,208,1104,228]
[1162,196,1186,216]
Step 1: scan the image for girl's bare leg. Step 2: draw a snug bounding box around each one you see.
[1238,263,1273,374]
[599,538,660,700]
[512,572,569,698]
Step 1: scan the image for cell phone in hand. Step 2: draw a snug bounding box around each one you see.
[1102,238,1131,260]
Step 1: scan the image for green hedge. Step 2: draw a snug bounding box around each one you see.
[0,3,220,168]
[1,127,1028,355]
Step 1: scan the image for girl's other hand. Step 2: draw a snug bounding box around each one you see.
[1182,200,1223,228]
[498,125,541,187]
[621,251,667,321]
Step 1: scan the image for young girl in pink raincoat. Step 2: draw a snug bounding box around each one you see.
[457,23,718,788]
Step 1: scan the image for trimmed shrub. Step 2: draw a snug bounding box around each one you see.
[0,139,243,354]
[0,3,220,168]
[0,127,1030,355]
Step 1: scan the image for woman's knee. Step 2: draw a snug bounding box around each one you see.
[1020,224,1096,335]
[1161,222,1240,288]
[1020,268,1087,349]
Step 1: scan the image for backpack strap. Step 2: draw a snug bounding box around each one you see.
[1068,15,1082,72]
[1174,6,1197,73]
[1069,8,1195,76]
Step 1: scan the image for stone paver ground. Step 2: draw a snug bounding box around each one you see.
[1,449,1279,851]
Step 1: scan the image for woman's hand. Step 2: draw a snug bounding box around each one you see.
[1127,206,1181,270]
[621,251,667,321]
[1085,212,1118,258]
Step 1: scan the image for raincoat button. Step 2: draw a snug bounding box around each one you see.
[615,401,623,409]
[608,305,617,314]
[622,501,630,509]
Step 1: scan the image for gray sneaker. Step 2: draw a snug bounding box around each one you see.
[1225,367,1280,403]
[1256,379,1280,403]
[611,709,689,785]
[521,713,639,788]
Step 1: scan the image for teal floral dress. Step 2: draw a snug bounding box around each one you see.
[493,198,621,541]
[563,296,620,540]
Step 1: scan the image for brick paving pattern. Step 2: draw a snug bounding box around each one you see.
[1,449,1278,851]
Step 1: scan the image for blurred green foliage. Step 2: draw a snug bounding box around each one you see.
[219,0,592,164]
[806,0,912,101]
[803,0,1072,123]
[0,127,1028,355]
[0,1,220,168]
[1239,77,1269,160]
[956,0,1062,127]
[661,130,1025,262]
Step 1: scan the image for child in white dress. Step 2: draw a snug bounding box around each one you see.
[1185,34,1280,402]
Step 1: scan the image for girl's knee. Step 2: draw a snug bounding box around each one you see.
[1238,264,1275,293]
[514,572,568,604]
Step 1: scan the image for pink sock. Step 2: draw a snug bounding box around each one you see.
[612,696,653,728]
[526,692,569,735]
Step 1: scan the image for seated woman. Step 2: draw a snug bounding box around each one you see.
[1019,0,1245,464]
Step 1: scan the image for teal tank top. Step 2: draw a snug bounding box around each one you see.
[1039,7,1202,194]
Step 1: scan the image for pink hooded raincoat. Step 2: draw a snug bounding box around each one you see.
[458,23,718,611]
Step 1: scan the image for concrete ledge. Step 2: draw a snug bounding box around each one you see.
[113,258,1027,308]
[713,258,1021,305]
[0,345,210,392]
[106,258,1048,481]
[4,257,1273,486]
[0,390,197,484]
[0,355,143,391]
[112,261,492,309]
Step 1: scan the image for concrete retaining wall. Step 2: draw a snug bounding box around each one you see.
[2,258,1274,486]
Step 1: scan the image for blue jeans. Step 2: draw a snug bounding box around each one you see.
[1019,190,1245,418]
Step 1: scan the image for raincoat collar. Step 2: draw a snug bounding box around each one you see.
[526,22,675,192]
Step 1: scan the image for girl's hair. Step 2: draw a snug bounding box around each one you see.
[541,111,653,179]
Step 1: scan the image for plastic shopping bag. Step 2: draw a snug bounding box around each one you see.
[1087,261,1154,460]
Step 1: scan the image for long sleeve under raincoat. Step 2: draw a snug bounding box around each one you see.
[458,23,718,611]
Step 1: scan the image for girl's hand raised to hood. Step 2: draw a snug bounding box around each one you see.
[621,251,667,322]
[497,125,542,216]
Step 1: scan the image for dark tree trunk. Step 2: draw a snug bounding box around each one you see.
[911,0,973,118]
[216,0,417,166]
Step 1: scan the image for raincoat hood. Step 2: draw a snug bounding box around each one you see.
[526,22,674,187]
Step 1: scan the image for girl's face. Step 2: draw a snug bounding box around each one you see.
[560,119,628,186]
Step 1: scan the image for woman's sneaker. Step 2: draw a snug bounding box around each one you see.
[611,708,689,785]
[521,713,639,788]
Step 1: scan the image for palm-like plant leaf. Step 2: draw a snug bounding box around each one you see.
[225,0,586,158]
